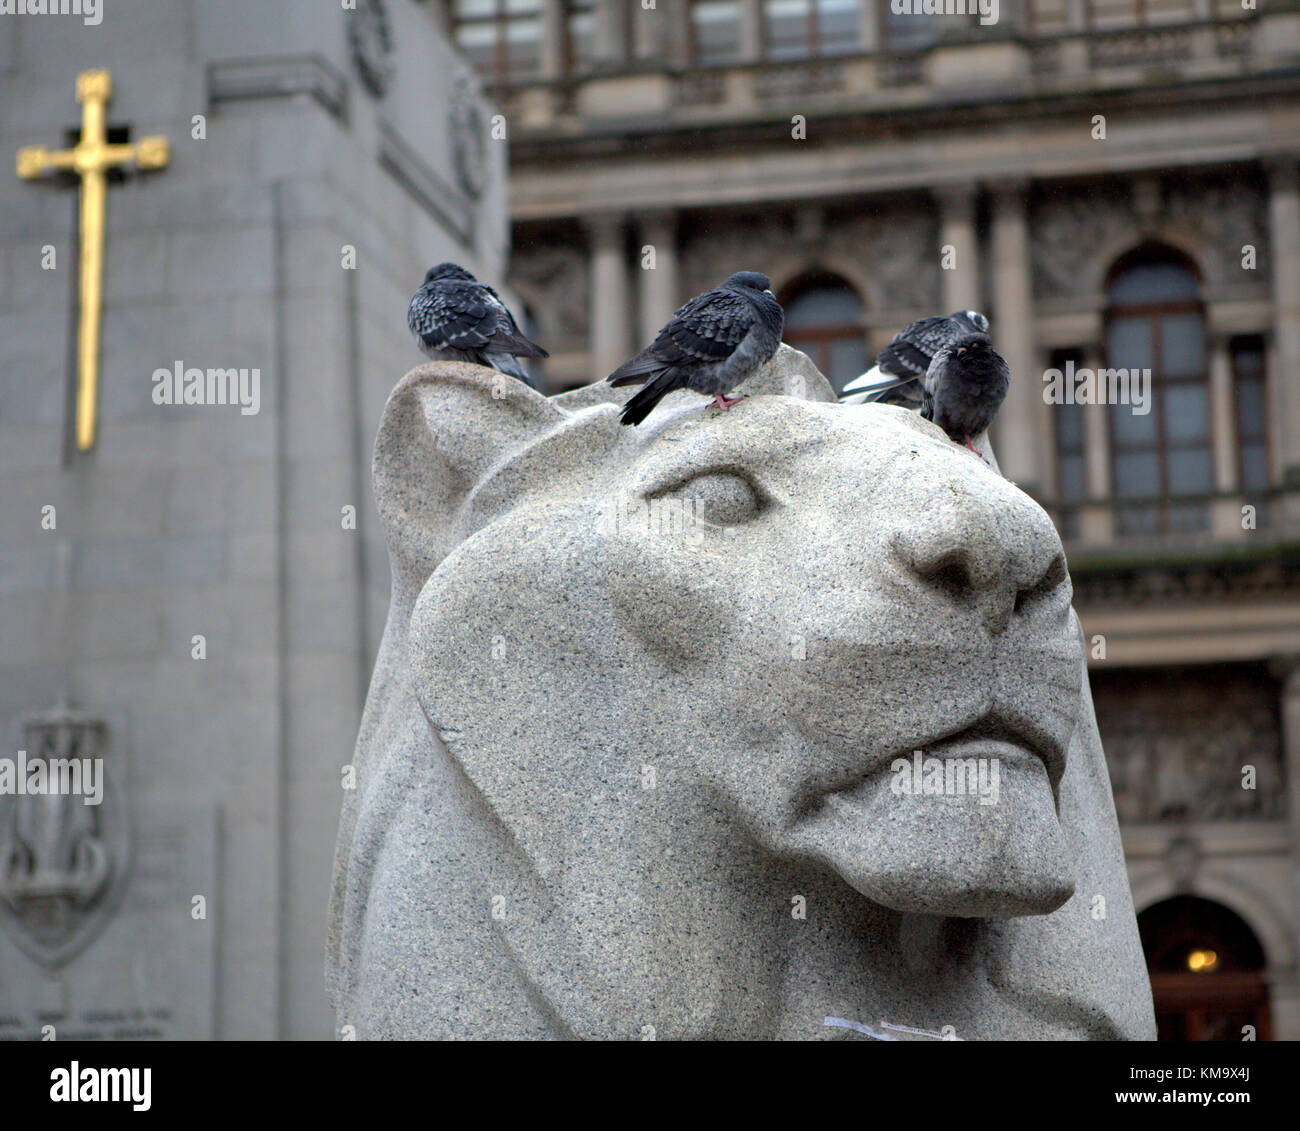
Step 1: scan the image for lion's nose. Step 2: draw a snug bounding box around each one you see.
[891,489,1069,635]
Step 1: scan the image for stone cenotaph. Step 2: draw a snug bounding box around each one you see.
[326,347,1156,1040]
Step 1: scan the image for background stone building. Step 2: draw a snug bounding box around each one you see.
[447,0,1300,1038]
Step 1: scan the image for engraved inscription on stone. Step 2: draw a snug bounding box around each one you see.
[0,805,217,1041]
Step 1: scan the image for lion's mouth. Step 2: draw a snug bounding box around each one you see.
[917,722,1065,786]
[782,707,1078,917]
[803,713,1068,821]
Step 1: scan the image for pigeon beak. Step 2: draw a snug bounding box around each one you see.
[763,289,775,296]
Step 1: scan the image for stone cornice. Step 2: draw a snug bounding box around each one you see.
[506,63,1300,158]
[207,55,349,121]
[505,84,1300,221]
[1069,545,1300,607]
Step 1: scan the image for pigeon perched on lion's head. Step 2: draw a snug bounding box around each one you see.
[841,309,989,408]
[608,271,784,426]
[407,262,548,387]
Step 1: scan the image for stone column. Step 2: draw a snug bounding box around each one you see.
[1267,334,1284,485]
[739,0,764,62]
[1209,336,1243,539]
[858,0,879,52]
[586,214,632,382]
[988,179,1041,494]
[665,0,692,68]
[1278,662,1300,1008]
[595,0,630,67]
[637,211,679,347]
[934,183,981,314]
[632,0,661,60]
[1079,347,1114,545]
[733,0,759,61]
[540,0,567,80]
[1268,159,1300,513]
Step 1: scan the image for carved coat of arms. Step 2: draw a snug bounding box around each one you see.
[0,709,130,970]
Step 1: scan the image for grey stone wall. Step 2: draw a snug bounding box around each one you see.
[0,0,505,1039]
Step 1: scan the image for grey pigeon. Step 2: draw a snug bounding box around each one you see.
[921,332,1010,452]
[407,262,547,387]
[840,309,989,406]
[609,271,784,426]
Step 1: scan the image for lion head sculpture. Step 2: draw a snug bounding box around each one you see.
[326,347,1156,1040]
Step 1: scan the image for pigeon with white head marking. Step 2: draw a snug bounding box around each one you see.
[608,271,784,426]
[407,262,548,388]
[840,310,989,406]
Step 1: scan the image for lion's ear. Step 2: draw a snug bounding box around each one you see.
[738,343,839,402]
[373,361,566,604]
[330,363,568,1013]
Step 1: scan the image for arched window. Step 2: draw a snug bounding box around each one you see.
[1138,896,1271,1041]
[778,273,866,393]
[1105,246,1210,536]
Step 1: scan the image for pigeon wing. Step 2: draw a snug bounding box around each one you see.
[905,315,965,357]
[920,348,948,424]
[409,281,546,359]
[662,288,754,363]
[480,284,550,358]
[873,315,954,378]
[875,339,931,379]
[410,282,499,353]
[609,288,752,385]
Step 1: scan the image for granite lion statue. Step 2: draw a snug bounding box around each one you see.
[326,347,1156,1040]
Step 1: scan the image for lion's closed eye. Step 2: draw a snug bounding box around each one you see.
[648,470,766,528]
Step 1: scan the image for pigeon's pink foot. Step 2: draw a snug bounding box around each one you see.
[962,435,992,465]
[713,393,745,411]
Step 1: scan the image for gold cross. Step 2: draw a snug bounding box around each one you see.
[16,69,169,452]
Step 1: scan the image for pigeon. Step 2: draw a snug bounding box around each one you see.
[921,332,1010,453]
[608,271,784,427]
[840,310,989,406]
[407,262,548,387]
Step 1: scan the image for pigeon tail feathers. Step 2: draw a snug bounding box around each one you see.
[876,339,931,377]
[608,351,669,387]
[839,372,920,403]
[619,369,680,425]
[483,351,538,387]
[840,364,885,393]
[490,326,549,359]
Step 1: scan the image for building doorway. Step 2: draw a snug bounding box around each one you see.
[1138,895,1272,1040]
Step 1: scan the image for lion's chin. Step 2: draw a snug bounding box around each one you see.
[793,748,1075,918]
